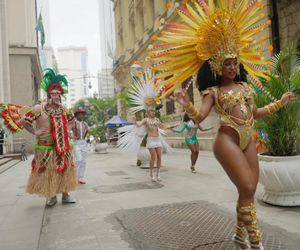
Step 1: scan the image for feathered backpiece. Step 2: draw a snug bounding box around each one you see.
[41,68,68,95]
[148,0,272,97]
[127,62,162,113]
[0,103,30,133]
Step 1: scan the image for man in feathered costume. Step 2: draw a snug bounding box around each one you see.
[21,69,77,206]
[148,1,294,249]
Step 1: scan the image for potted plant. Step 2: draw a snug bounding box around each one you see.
[254,45,300,206]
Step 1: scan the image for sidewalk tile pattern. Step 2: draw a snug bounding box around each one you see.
[113,201,286,250]
[104,171,128,176]
[93,181,164,194]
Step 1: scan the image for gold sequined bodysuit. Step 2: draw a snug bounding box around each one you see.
[203,82,255,150]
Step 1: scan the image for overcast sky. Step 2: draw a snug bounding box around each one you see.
[47,0,102,93]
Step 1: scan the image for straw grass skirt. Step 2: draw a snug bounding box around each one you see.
[26,149,77,198]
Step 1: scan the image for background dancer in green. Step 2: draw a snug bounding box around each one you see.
[172,113,212,173]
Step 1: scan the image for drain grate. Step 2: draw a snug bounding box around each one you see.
[104,171,128,176]
[113,201,287,250]
[93,181,163,193]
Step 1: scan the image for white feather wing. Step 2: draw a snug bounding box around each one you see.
[117,125,147,153]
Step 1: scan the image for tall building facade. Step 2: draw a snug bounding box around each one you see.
[0,0,42,152]
[98,68,115,98]
[57,46,89,108]
[112,0,169,117]
[97,0,116,98]
[274,0,300,49]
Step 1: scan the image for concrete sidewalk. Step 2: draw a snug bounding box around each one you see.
[0,148,299,250]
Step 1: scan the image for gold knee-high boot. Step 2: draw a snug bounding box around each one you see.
[233,205,250,249]
[238,203,264,250]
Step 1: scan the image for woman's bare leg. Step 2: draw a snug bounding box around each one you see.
[213,132,259,249]
[148,148,156,181]
[187,143,199,172]
[214,132,256,204]
[240,140,262,249]
[187,143,199,165]
[155,147,162,181]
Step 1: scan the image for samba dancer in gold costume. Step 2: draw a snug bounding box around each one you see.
[148,1,294,249]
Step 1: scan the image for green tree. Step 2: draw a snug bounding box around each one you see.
[73,96,117,142]
[254,44,300,156]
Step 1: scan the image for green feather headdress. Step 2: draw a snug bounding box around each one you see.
[41,68,69,95]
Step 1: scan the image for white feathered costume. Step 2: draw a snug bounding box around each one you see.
[117,62,172,153]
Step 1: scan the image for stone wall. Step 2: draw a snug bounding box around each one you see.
[277,0,300,46]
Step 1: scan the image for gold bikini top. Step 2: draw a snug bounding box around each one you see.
[202,82,255,126]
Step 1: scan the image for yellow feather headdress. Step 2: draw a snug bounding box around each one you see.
[148,0,271,97]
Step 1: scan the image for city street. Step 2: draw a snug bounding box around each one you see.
[0,148,300,250]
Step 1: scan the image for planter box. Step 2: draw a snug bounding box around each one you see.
[94,143,108,154]
[259,154,300,206]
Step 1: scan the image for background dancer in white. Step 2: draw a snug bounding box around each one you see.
[73,107,89,184]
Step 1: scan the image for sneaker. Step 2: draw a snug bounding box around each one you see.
[46,196,57,207]
[156,176,162,182]
[62,195,76,204]
[78,180,86,184]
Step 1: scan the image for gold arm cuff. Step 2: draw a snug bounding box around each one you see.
[264,100,283,114]
[184,102,200,119]
[183,101,193,109]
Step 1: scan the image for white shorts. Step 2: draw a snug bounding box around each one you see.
[146,137,162,149]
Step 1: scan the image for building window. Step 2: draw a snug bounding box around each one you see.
[33,77,39,102]
[129,1,136,47]
[166,99,175,115]
[136,0,144,42]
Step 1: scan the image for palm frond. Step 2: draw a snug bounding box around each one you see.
[289,71,300,91]
[254,44,300,156]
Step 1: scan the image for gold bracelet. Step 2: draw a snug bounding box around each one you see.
[184,101,200,119]
[189,111,200,119]
[265,100,283,114]
[183,102,193,110]
[184,102,196,114]
[265,105,271,114]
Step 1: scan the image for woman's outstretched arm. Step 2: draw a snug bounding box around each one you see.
[172,122,187,133]
[253,92,295,119]
[170,89,214,124]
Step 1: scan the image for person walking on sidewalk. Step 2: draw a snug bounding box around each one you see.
[172,113,212,173]
[72,107,89,184]
[21,69,77,207]
[147,2,295,249]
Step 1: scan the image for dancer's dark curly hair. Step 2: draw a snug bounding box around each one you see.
[196,61,248,92]
[183,113,191,122]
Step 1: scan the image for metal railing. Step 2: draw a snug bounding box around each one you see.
[0,138,27,161]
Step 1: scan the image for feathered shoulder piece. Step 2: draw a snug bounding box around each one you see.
[0,103,29,133]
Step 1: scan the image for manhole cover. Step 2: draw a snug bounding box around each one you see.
[93,181,163,193]
[112,201,290,250]
[105,171,128,176]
